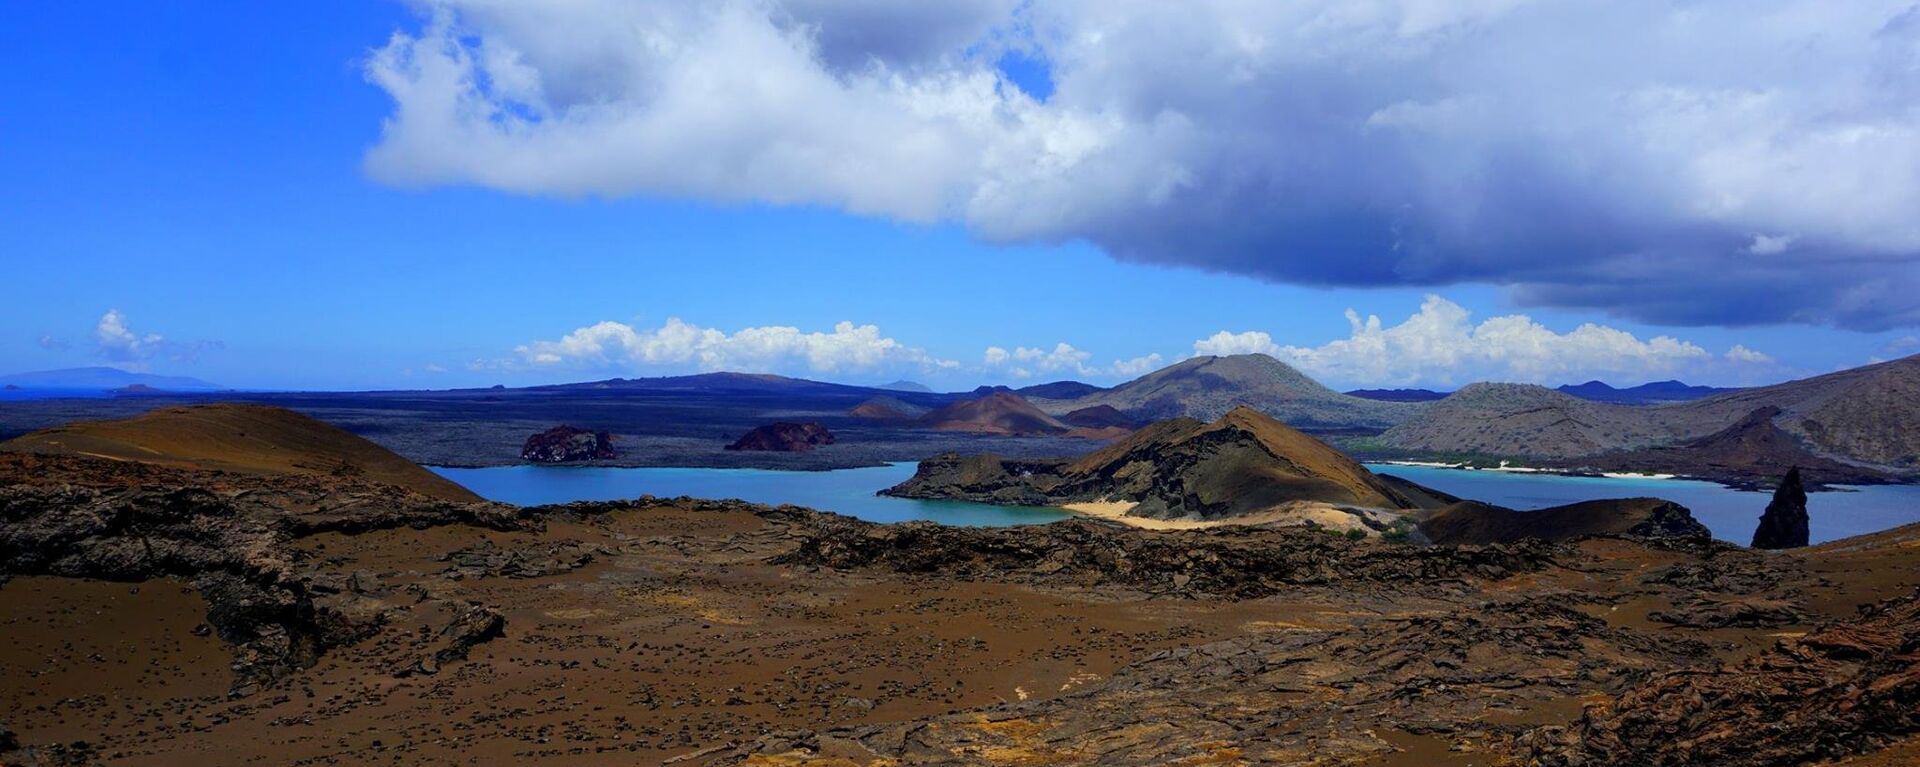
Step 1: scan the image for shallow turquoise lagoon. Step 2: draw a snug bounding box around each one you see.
[433,461,1920,544]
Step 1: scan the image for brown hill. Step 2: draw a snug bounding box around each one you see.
[915,391,1071,436]
[1060,404,1135,429]
[849,396,930,420]
[1682,354,1920,468]
[888,406,1453,528]
[0,403,478,502]
[1378,355,1920,471]
[1062,354,1422,428]
[1576,406,1894,486]
[1377,382,1681,459]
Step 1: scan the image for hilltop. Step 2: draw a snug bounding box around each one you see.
[915,391,1073,436]
[1575,406,1897,486]
[888,406,1455,532]
[1062,354,1421,429]
[1378,355,1920,472]
[1376,383,1681,459]
[0,403,478,502]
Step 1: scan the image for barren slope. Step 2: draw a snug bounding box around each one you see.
[0,403,479,502]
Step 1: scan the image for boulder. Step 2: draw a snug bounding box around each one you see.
[520,426,617,463]
[1750,467,1809,549]
[727,422,835,452]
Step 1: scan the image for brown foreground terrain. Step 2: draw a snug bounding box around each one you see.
[7,408,1920,766]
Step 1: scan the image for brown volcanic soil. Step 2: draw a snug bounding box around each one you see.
[0,403,478,502]
[9,448,1920,763]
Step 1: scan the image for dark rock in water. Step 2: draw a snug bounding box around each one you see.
[1751,467,1809,549]
[520,425,617,463]
[726,422,834,452]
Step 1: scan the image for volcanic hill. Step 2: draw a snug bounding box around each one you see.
[1379,354,1920,471]
[915,391,1074,436]
[1377,382,1681,459]
[0,403,479,502]
[889,406,1454,531]
[1061,354,1420,428]
[1575,406,1895,486]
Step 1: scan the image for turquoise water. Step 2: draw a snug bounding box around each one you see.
[1365,463,1920,545]
[432,462,1069,527]
[433,462,1920,544]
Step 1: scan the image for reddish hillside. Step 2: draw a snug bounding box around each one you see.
[916,392,1072,436]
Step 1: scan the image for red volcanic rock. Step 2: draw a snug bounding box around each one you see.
[727,422,835,452]
[520,426,617,463]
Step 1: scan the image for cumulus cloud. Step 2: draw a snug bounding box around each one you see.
[514,318,957,377]
[1205,295,1779,387]
[981,342,1161,380]
[93,310,218,365]
[365,0,1920,330]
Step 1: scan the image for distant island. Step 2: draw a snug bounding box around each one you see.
[0,366,221,393]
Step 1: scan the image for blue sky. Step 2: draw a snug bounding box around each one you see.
[4,2,1918,392]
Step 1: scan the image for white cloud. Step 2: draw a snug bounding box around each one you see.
[1109,353,1166,377]
[1206,295,1779,387]
[363,1,1920,329]
[515,318,956,376]
[95,310,167,363]
[93,310,219,366]
[981,342,1161,380]
[1192,330,1282,358]
[1746,234,1795,255]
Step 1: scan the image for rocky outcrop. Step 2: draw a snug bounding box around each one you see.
[438,539,608,579]
[1646,595,1805,628]
[774,515,1558,599]
[1751,466,1810,549]
[519,425,617,462]
[1522,587,1920,766]
[0,452,523,691]
[1418,498,1712,545]
[712,598,1715,765]
[887,407,1453,523]
[725,422,834,452]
